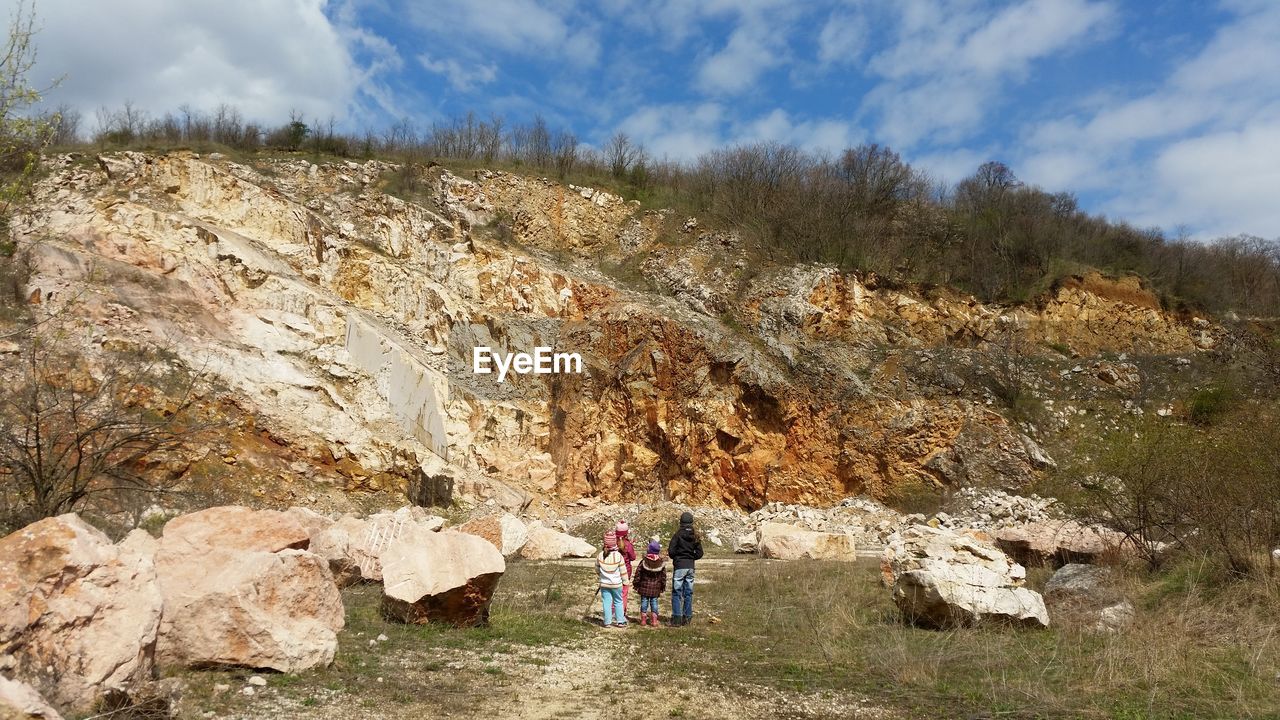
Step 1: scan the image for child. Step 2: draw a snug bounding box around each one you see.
[666,511,704,626]
[596,529,627,628]
[615,520,636,615]
[632,538,667,627]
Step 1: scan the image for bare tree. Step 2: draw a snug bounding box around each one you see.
[604,132,643,179]
[0,332,208,527]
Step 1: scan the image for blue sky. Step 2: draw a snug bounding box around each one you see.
[19,0,1280,239]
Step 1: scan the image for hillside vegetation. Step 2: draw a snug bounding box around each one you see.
[53,103,1280,317]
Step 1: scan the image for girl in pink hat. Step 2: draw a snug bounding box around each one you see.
[615,520,636,616]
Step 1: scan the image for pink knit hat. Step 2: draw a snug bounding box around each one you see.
[615,520,629,537]
[603,529,618,549]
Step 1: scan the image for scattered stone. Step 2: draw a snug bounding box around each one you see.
[884,525,1048,629]
[518,526,596,560]
[241,687,255,697]
[733,532,758,554]
[247,676,267,687]
[380,529,505,627]
[757,522,859,561]
[0,516,162,714]
[459,513,529,557]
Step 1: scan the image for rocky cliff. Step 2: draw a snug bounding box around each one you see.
[11,152,1220,511]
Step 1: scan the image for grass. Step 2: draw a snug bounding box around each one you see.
[168,554,1278,719]
[621,559,1280,719]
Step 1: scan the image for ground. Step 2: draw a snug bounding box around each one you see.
[167,556,1278,720]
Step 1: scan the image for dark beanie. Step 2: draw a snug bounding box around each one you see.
[679,511,694,525]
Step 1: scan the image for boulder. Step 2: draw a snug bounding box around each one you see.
[518,526,596,560]
[283,506,334,538]
[459,513,529,557]
[0,676,64,720]
[309,508,446,585]
[1044,563,1133,632]
[159,505,309,554]
[0,516,162,714]
[155,508,344,672]
[380,528,505,627]
[733,532,758,554]
[884,525,1048,629]
[757,522,858,561]
[995,520,1124,568]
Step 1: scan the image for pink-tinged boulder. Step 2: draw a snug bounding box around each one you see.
[309,508,446,586]
[0,676,64,720]
[155,507,344,672]
[994,520,1125,568]
[518,526,595,560]
[282,506,334,539]
[0,516,162,714]
[380,528,505,627]
[757,522,859,561]
[885,525,1048,629]
[159,506,309,554]
[459,513,529,557]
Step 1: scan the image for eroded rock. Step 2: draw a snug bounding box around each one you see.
[0,676,64,720]
[154,508,344,671]
[884,525,1048,629]
[518,526,596,560]
[0,516,162,714]
[459,513,529,557]
[757,522,858,561]
[995,520,1124,568]
[380,528,505,627]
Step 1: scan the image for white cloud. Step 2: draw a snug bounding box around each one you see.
[817,10,867,65]
[733,108,862,153]
[30,0,381,125]
[418,55,497,92]
[864,0,1115,148]
[1017,2,1280,236]
[696,11,787,95]
[618,103,725,160]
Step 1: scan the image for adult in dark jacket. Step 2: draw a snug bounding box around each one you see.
[666,511,704,626]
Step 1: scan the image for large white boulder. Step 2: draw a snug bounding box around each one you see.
[154,506,345,672]
[757,522,858,561]
[380,528,505,627]
[884,525,1048,629]
[0,516,162,714]
[459,513,529,557]
[0,676,64,720]
[518,526,596,560]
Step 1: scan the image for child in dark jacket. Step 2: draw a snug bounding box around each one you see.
[632,538,667,627]
[667,511,704,626]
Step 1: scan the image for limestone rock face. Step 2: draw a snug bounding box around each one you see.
[380,528,505,627]
[309,508,446,585]
[0,516,162,714]
[994,521,1124,568]
[459,513,529,557]
[884,525,1048,629]
[756,522,858,561]
[518,526,596,560]
[0,676,64,720]
[15,153,1222,513]
[154,508,344,671]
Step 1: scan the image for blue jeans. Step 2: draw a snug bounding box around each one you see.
[640,596,659,614]
[601,587,625,625]
[671,567,694,618]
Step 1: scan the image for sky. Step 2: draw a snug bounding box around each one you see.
[13,0,1280,240]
